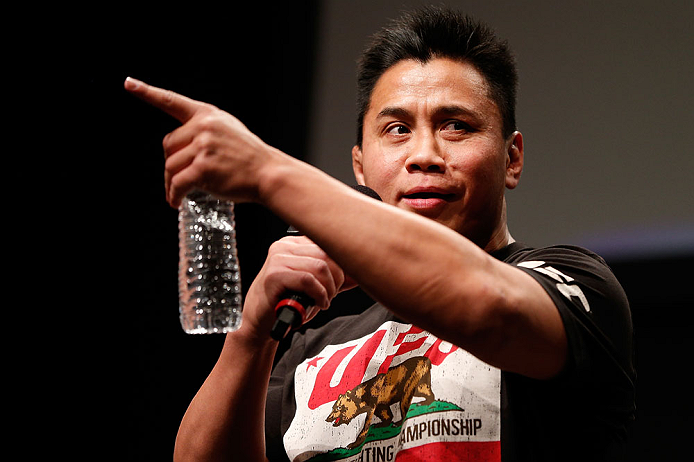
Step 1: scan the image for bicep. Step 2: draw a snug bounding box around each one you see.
[460,261,568,380]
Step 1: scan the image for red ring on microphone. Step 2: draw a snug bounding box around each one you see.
[275,298,308,323]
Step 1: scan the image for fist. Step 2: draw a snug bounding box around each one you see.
[242,236,356,337]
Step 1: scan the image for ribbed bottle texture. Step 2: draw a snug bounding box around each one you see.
[178,191,243,334]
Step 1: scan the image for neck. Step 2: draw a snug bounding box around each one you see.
[482,198,514,253]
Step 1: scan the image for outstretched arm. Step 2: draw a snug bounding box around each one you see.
[125,77,565,379]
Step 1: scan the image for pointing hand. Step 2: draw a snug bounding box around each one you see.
[124,77,279,207]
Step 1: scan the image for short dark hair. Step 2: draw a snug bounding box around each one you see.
[355,6,518,146]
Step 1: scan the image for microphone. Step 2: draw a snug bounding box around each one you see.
[270,185,382,340]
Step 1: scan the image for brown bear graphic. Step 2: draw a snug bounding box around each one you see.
[325,356,435,449]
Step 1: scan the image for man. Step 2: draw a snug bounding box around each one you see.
[126,6,635,461]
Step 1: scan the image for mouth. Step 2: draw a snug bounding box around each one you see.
[401,188,457,210]
[402,191,456,201]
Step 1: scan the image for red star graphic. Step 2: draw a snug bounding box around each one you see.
[305,356,324,372]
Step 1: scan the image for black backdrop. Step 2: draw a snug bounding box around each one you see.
[86,5,692,460]
[85,5,326,460]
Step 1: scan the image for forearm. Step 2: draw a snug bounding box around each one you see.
[174,327,278,462]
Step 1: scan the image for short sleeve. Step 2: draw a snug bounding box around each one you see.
[510,246,636,424]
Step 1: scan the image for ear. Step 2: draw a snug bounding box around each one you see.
[505,131,524,190]
[352,145,366,185]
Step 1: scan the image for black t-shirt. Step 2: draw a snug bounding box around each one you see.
[265,242,635,461]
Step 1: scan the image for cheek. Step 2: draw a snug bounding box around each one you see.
[361,157,401,199]
[451,149,507,207]
[458,142,506,182]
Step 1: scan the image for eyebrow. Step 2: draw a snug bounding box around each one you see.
[376,104,483,121]
[376,106,412,119]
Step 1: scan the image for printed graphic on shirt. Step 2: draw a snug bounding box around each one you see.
[283,322,500,462]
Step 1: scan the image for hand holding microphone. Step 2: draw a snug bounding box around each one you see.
[270,185,382,340]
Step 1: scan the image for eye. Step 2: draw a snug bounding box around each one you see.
[385,124,411,136]
[441,120,472,132]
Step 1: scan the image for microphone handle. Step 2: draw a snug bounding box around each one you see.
[271,291,314,340]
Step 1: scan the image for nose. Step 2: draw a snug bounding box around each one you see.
[405,134,446,173]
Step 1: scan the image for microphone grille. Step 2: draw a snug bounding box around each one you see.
[352,185,382,202]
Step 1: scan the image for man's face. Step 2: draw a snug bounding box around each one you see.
[352,57,522,248]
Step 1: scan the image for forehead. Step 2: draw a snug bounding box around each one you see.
[366,57,500,124]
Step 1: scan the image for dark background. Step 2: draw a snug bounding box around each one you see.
[86,3,692,460]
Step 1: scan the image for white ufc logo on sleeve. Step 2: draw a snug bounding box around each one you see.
[517,261,591,312]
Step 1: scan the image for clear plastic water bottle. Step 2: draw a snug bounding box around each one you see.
[178,191,243,334]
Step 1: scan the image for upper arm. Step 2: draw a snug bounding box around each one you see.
[463,246,633,383]
[460,259,568,380]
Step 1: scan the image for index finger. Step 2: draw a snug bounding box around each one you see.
[124,77,206,123]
